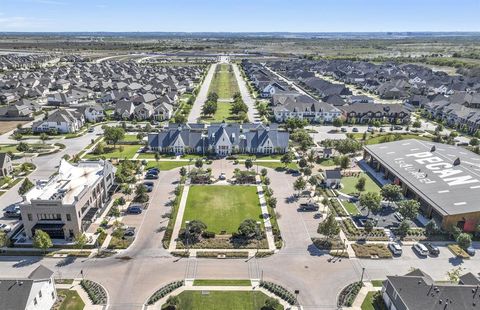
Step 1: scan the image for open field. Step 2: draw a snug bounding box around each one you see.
[341,173,381,195]
[55,289,85,310]
[0,120,29,135]
[201,102,233,123]
[208,64,239,99]
[348,133,433,145]
[182,185,262,234]
[84,145,141,160]
[146,161,191,171]
[164,291,283,310]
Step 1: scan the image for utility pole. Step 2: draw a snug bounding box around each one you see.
[360,267,365,286]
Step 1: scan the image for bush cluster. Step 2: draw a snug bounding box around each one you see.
[260,281,296,305]
[80,280,107,305]
[146,281,184,305]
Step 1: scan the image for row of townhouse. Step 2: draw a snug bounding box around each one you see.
[0,53,58,70]
[148,122,289,156]
[340,103,410,124]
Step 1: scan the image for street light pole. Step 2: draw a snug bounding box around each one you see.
[360,267,365,286]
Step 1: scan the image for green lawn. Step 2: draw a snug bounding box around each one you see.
[57,289,85,310]
[84,145,141,160]
[146,161,191,171]
[371,280,384,287]
[193,279,252,286]
[182,185,262,234]
[209,64,239,99]
[255,161,299,170]
[361,291,387,310]
[120,134,142,143]
[341,173,381,195]
[349,133,433,145]
[0,144,20,153]
[164,291,283,310]
[137,153,177,159]
[201,102,235,123]
[317,158,336,166]
[236,154,282,160]
[343,201,361,215]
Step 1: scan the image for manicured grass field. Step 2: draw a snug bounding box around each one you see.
[361,291,387,310]
[193,279,252,286]
[349,132,433,145]
[317,158,336,166]
[255,161,299,170]
[137,153,177,159]
[236,154,282,160]
[341,173,381,195]
[0,144,20,153]
[147,161,191,171]
[371,280,385,287]
[164,291,283,310]
[209,64,239,99]
[343,201,361,215]
[56,289,85,310]
[120,134,142,143]
[182,185,262,234]
[84,145,141,159]
[202,102,235,123]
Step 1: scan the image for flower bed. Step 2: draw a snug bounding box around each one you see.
[341,219,388,241]
[146,281,184,305]
[351,243,392,259]
[329,199,348,217]
[80,279,107,305]
[259,281,296,305]
[311,237,345,250]
[196,251,249,258]
[447,244,470,259]
[337,282,362,307]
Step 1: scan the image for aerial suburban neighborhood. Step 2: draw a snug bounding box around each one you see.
[0,1,480,309]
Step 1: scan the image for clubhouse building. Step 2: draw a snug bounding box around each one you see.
[148,122,289,156]
[363,139,480,231]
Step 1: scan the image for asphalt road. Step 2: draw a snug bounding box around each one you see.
[188,63,217,123]
[231,63,260,122]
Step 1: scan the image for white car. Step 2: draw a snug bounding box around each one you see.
[388,243,403,256]
[412,243,429,257]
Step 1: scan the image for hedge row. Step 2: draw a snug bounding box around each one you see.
[260,281,296,305]
[80,279,107,305]
[147,281,184,305]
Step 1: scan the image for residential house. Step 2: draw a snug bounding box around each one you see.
[0,153,13,177]
[32,109,85,133]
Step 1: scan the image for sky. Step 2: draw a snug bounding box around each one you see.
[0,0,479,32]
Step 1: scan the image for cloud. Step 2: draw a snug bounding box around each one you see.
[0,16,51,30]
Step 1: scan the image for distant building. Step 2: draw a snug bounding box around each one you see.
[32,109,85,134]
[0,265,57,310]
[20,159,115,240]
[324,169,342,188]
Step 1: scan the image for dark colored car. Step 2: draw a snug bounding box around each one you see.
[126,206,142,214]
[147,168,160,174]
[299,203,319,212]
[352,127,359,132]
[143,181,154,192]
[424,242,440,256]
[145,173,159,180]
[3,205,21,218]
[124,227,136,236]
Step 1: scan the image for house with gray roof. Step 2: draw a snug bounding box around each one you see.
[32,109,85,133]
[272,93,342,123]
[0,153,13,177]
[148,123,289,156]
[0,265,57,310]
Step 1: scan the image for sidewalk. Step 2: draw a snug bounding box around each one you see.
[256,175,277,251]
[346,282,381,310]
[168,182,191,251]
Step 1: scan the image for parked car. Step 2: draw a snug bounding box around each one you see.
[88,128,94,133]
[148,168,160,174]
[424,242,440,256]
[126,206,143,214]
[412,243,429,257]
[219,173,226,180]
[388,243,403,256]
[367,127,374,133]
[393,212,404,222]
[3,205,20,218]
[394,125,403,130]
[380,127,385,132]
[341,127,347,132]
[299,203,319,212]
[145,173,159,180]
[467,247,476,256]
[143,181,154,192]
[352,127,359,132]
[124,227,136,236]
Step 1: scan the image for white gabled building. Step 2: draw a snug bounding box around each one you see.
[32,109,85,133]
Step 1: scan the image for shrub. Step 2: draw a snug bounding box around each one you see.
[146,281,184,305]
[80,280,107,305]
[259,281,296,305]
[201,231,216,239]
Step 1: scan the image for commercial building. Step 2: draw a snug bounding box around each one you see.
[0,265,57,310]
[19,159,115,240]
[363,139,480,231]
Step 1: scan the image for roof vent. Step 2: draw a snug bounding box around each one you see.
[431,146,436,152]
[453,158,461,166]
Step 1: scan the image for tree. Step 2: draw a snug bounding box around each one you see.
[202,101,217,116]
[470,137,479,146]
[165,295,179,310]
[364,219,375,235]
[18,178,34,195]
[40,133,49,144]
[74,233,88,250]
[260,168,268,177]
[412,120,421,128]
[397,199,420,221]
[104,126,125,149]
[0,231,7,247]
[447,266,465,283]
[154,152,160,163]
[280,152,294,168]
[317,213,340,238]
[238,219,259,239]
[17,142,29,152]
[231,100,248,114]
[355,177,366,192]
[264,177,270,185]
[207,92,218,103]
[298,158,308,169]
[268,196,277,208]
[180,167,187,177]
[303,167,312,176]
[457,233,472,250]
[425,220,438,236]
[380,184,403,206]
[195,159,203,168]
[134,183,149,202]
[245,159,253,170]
[13,132,23,141]
[33,230,52,253]
[333,117,343,128]
[293,177,307,195]
[397,220,410,237]
[339,156,350,171]
[435,124,444,134]
[186,220,207,239]
[359,192,381,215]
[264,297,281,310]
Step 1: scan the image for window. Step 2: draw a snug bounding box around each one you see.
[66,214,71,221]
[27,214,32,221]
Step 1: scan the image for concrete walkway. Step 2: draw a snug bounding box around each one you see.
[231,63,260,122]
[168,183,191,251]
[256,176,277,251]
[346,282,382,310]
[188,63,217,122]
